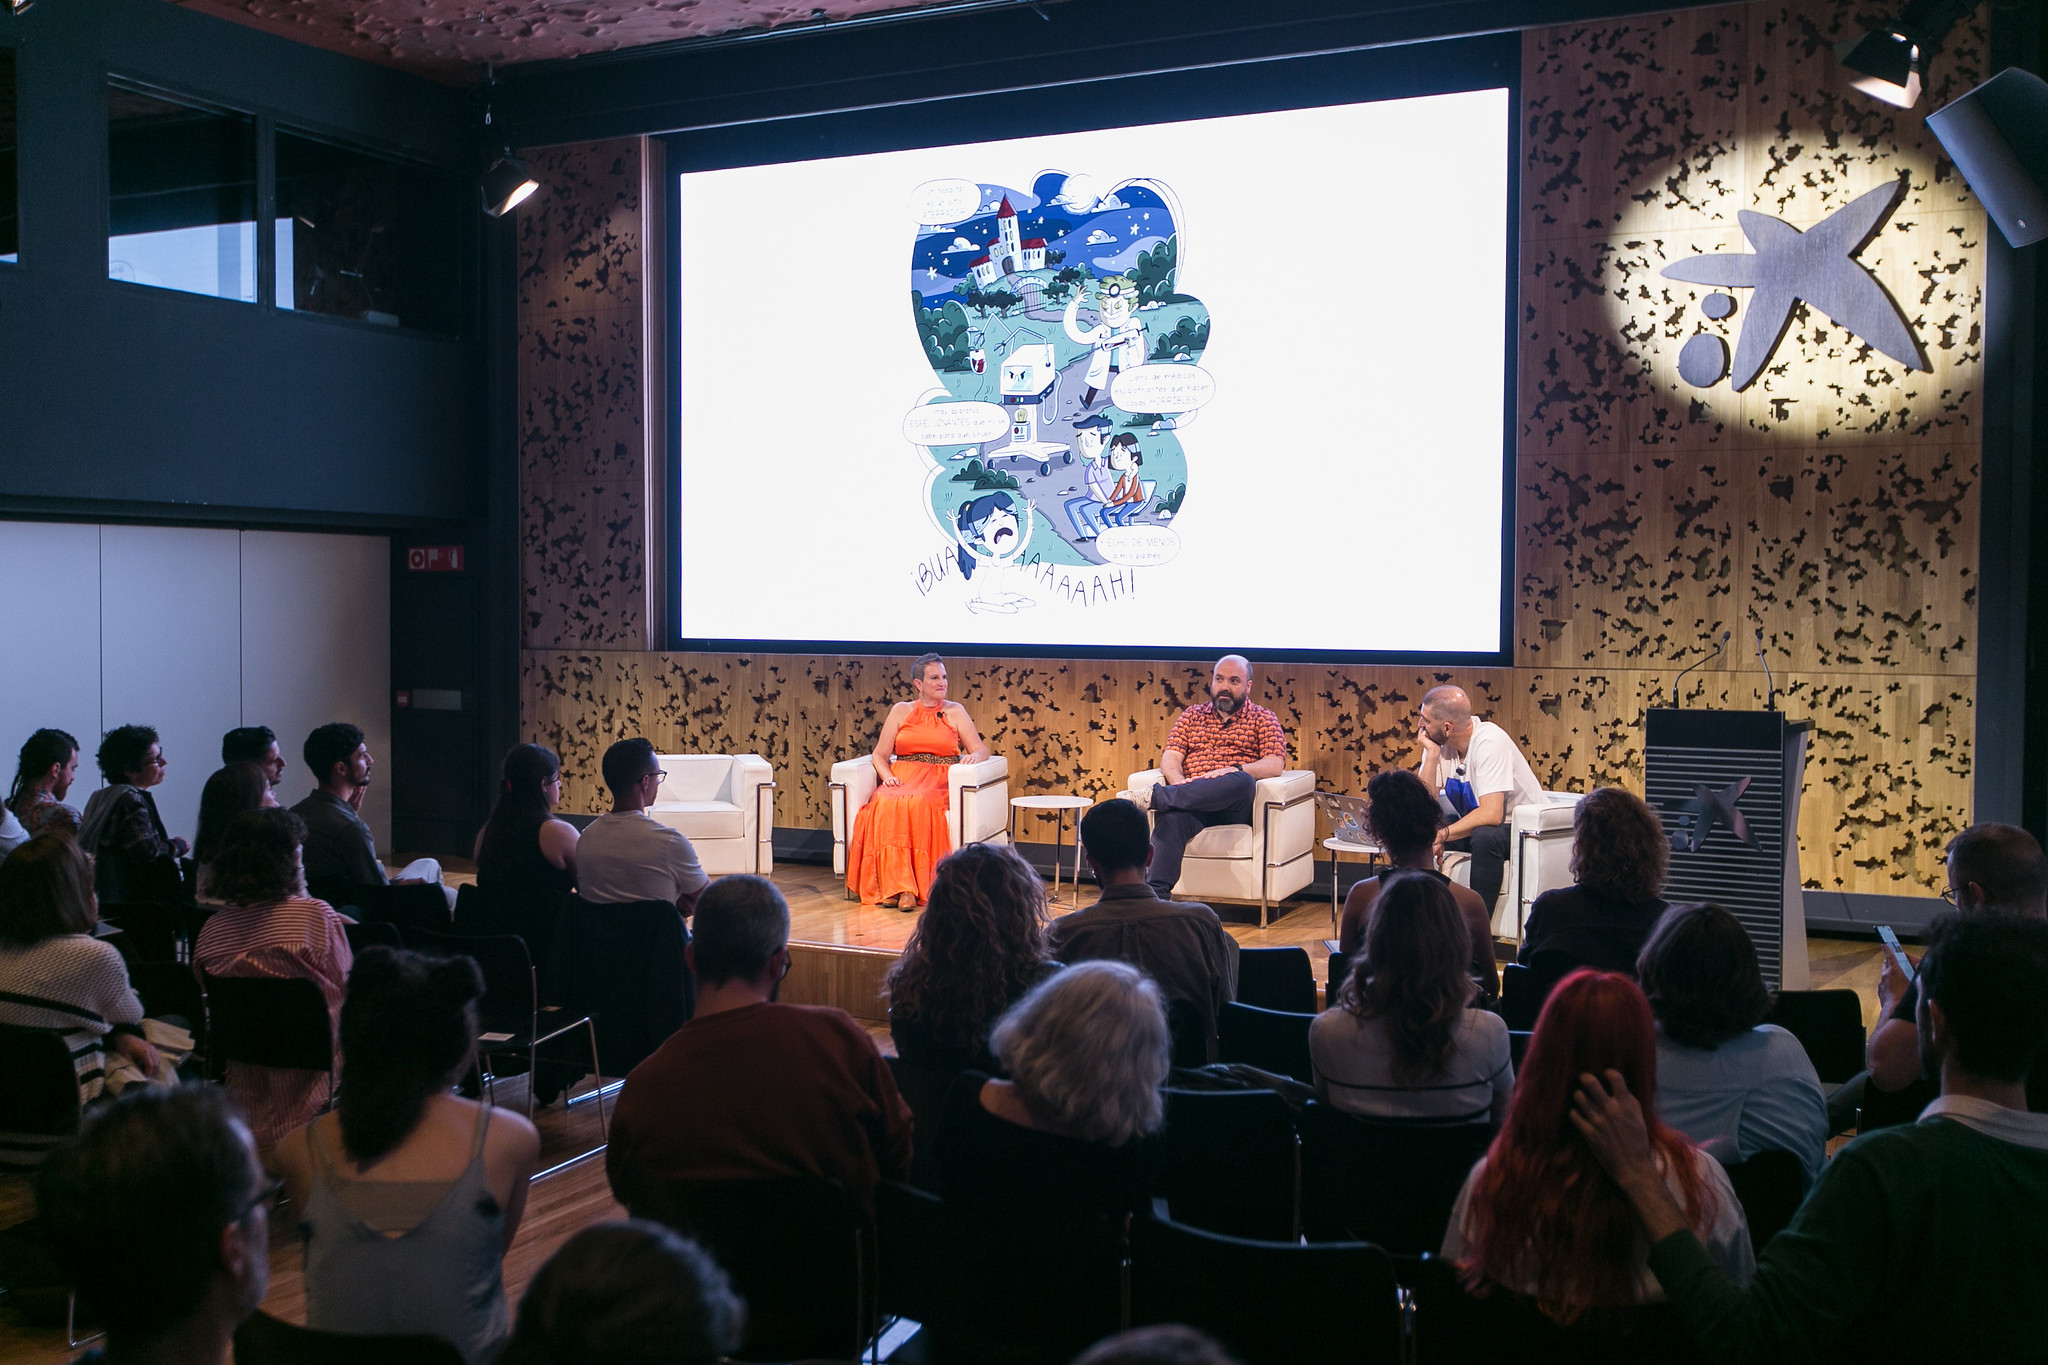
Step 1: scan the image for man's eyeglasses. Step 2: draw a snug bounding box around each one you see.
[235,1174,286,1223]
[1940,885,1959,905]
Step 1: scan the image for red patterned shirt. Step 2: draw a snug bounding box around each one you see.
[1165,702,1289,780]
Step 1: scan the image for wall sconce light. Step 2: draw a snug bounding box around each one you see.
[480,151,540,217]
[1834,0,1971,109]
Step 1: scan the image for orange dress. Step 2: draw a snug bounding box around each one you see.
[847,704,961,904]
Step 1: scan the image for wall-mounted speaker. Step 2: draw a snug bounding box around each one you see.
[1928,67,2048,248]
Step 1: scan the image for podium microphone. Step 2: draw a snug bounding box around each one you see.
[1756,627,1777,711]
[1670,629,1731,707]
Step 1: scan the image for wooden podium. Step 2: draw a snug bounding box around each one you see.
[1644,709,1813,991]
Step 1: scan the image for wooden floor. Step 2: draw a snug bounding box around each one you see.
[0,859,1889,1363]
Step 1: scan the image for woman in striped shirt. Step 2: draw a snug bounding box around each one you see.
[195,807,352,1149]
[0,834,162,1164]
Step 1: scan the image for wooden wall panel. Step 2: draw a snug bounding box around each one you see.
[514,0,1988,896]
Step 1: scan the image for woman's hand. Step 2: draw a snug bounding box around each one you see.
[112,1031,162,1075]
[877,764,901,787]
[1570,1069,1690,1242]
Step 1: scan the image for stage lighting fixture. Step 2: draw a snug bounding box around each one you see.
[7,0,31,16]
[480,151,538,217]
[1833,0,1971,109]
[1928,67,2048,249]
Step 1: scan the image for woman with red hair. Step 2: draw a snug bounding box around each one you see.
[1442,969,1752,1322]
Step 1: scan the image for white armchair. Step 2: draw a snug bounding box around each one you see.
[828,753,1011,890]
[646,753,776,876]
[1444,790,1582,940]
[1120,768,1319,927]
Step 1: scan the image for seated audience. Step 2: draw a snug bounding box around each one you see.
[0,805,23,859]
[475,742,578,896]
[576,738,708,915]
[1338,767,1499,999]
[499,1221,744,1365]
[78,723,188,904]
[192,762,276,902]
[1575,910,2048,1359]
[1637,902,1828,1184]
[887,841,1059,1075]
[275,946,540,1365]
[193,808,353,1148]
[1072,1326,1243,1365]
[0,835,167,1154]
[606,875,911,1215]
[37,1085,274,1365]
[8,726,82,838]
[1518,786,1669,985]
[291,721,447,900]
[1312,871,1513,1126]
[221,724,287,791]
[1443,970,1751,1321]
[1051,798,1237,1063]
[1868,822,2048,1108]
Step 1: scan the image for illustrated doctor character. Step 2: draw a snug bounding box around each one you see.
[1062,413,1118,541]
[1064,274,1148,407]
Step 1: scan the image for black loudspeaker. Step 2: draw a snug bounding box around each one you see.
[1927,67,2048,248]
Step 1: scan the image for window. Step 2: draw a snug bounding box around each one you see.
[276,130,459,332]
[107,86,258,301]
[0,48,17,263]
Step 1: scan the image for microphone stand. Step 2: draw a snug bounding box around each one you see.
[1670,629,1731,707]
[1756,627,1777,711]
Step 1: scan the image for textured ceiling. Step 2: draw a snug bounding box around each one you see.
[167,0,966,82]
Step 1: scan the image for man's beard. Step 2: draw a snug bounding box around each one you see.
[1212,692,1241,716]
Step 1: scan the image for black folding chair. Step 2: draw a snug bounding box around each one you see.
[1497,962,1552,1031]
[630,1177,875,1364]
[1325,947,1353,1010]
[1299,1101,1493,1253]
[1724,1148,1806,1250]
[97,901,184,963]
[1405,1251,1707,1364]
[1129,1203,1403,1365]
[234,1310,465,1365]
[313,881,452,937]
[343,919,404,955]
[876,1178,946,1326]
[200,973,335,1099]
[1509,1030,1533,1070]
[1156,1087,1302,1241]
[1217,1001,1314,1084]
[1235,946,1317,1014]
[1766,989,1867,1085]
[0,1024,95,1345]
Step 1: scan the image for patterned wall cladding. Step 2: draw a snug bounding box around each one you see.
[514,0,1987,894]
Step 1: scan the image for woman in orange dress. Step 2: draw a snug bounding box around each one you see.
[848,653,991,910]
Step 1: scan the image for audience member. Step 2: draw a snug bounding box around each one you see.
[1312,871,1513,1126]
[475,742,578,896]
[275,947,540,1364]
[0,835,166,1159]
[221,725,286,791]
[1868,822,2048,1109]
[192,762,276,902]
[576,738,708,916]
[1337,768,1499,999]
[1637,902,1828,1184]
[498,1221,744,1365]
[1133,654,1289,902]
[37,1085,274,1365]
[1443,970,1751,1322]
[1052,798,1237,1063]
[0,805,24,860]
[1071,1326,1243,1365]
[193,808,352,1148]
[887,842,1059,1075]
[1517,787,1669,986]
[8,727,82,839]
[1416,684,1545,913]
[291,721,447,899]
[1575,910,2048,1359]
[606,875,911,1216]
[78,723,188,904]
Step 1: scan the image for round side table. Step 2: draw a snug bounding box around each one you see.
[1323,836,1385,931]
[1008,794,1093,905]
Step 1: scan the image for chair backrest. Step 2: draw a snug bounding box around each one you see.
[1497,962,1550,1031]
[405,928,535,1041]
[876,1178,946,1325]
[1508,1030,1533,1071]
[1405,1251,1707,1365]
[1236,946,1317,1014]
[343,919,403,956]
[1765,989,1867,1084]
[201,973,334,1073]
[1723,1147,1806,1250]
[656,754,738,803]
[1157,1087,1301,1241]
[552,896,693,1078]
[1299,1101,1493,1254]
[125,960,207,1055]
[99,901,189,964]
[234,1309,465,1365]
[0,1024,83,1141]
[631,1177,872,1364]
[1325,948,1353,1010]
[1129,1206,1403,1365]
[1163,996,1210,1068]
[1217,1002,1314,1085]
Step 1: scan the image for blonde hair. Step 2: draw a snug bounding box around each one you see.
[991,960,1170,1145]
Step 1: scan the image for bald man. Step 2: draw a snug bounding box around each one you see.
[1417,684,1544,912]
[1134,655,1290,900]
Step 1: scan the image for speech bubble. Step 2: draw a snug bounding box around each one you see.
[1111,363,1217,414]
[909,179,985,227]
[903,401,1011,447]
[1097,525,1180,567]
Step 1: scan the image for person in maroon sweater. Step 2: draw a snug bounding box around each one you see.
[605,875,913,1215]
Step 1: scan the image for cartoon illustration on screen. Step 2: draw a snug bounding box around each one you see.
[903,171,1215,613]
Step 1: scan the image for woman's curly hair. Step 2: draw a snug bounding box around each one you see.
[885,842,1051,1053]
[1568,787,1668,904]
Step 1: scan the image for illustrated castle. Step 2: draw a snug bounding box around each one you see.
[967,197,1048,289]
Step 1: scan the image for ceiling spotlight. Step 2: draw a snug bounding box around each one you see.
[1833,0,1970,110]
[7,0,31,16]
[480,152,539,217]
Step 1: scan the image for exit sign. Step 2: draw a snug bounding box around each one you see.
[407,545,464,572]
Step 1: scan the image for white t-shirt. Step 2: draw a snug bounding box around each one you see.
[1429,719,1545,821]
[575,811,709,906]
